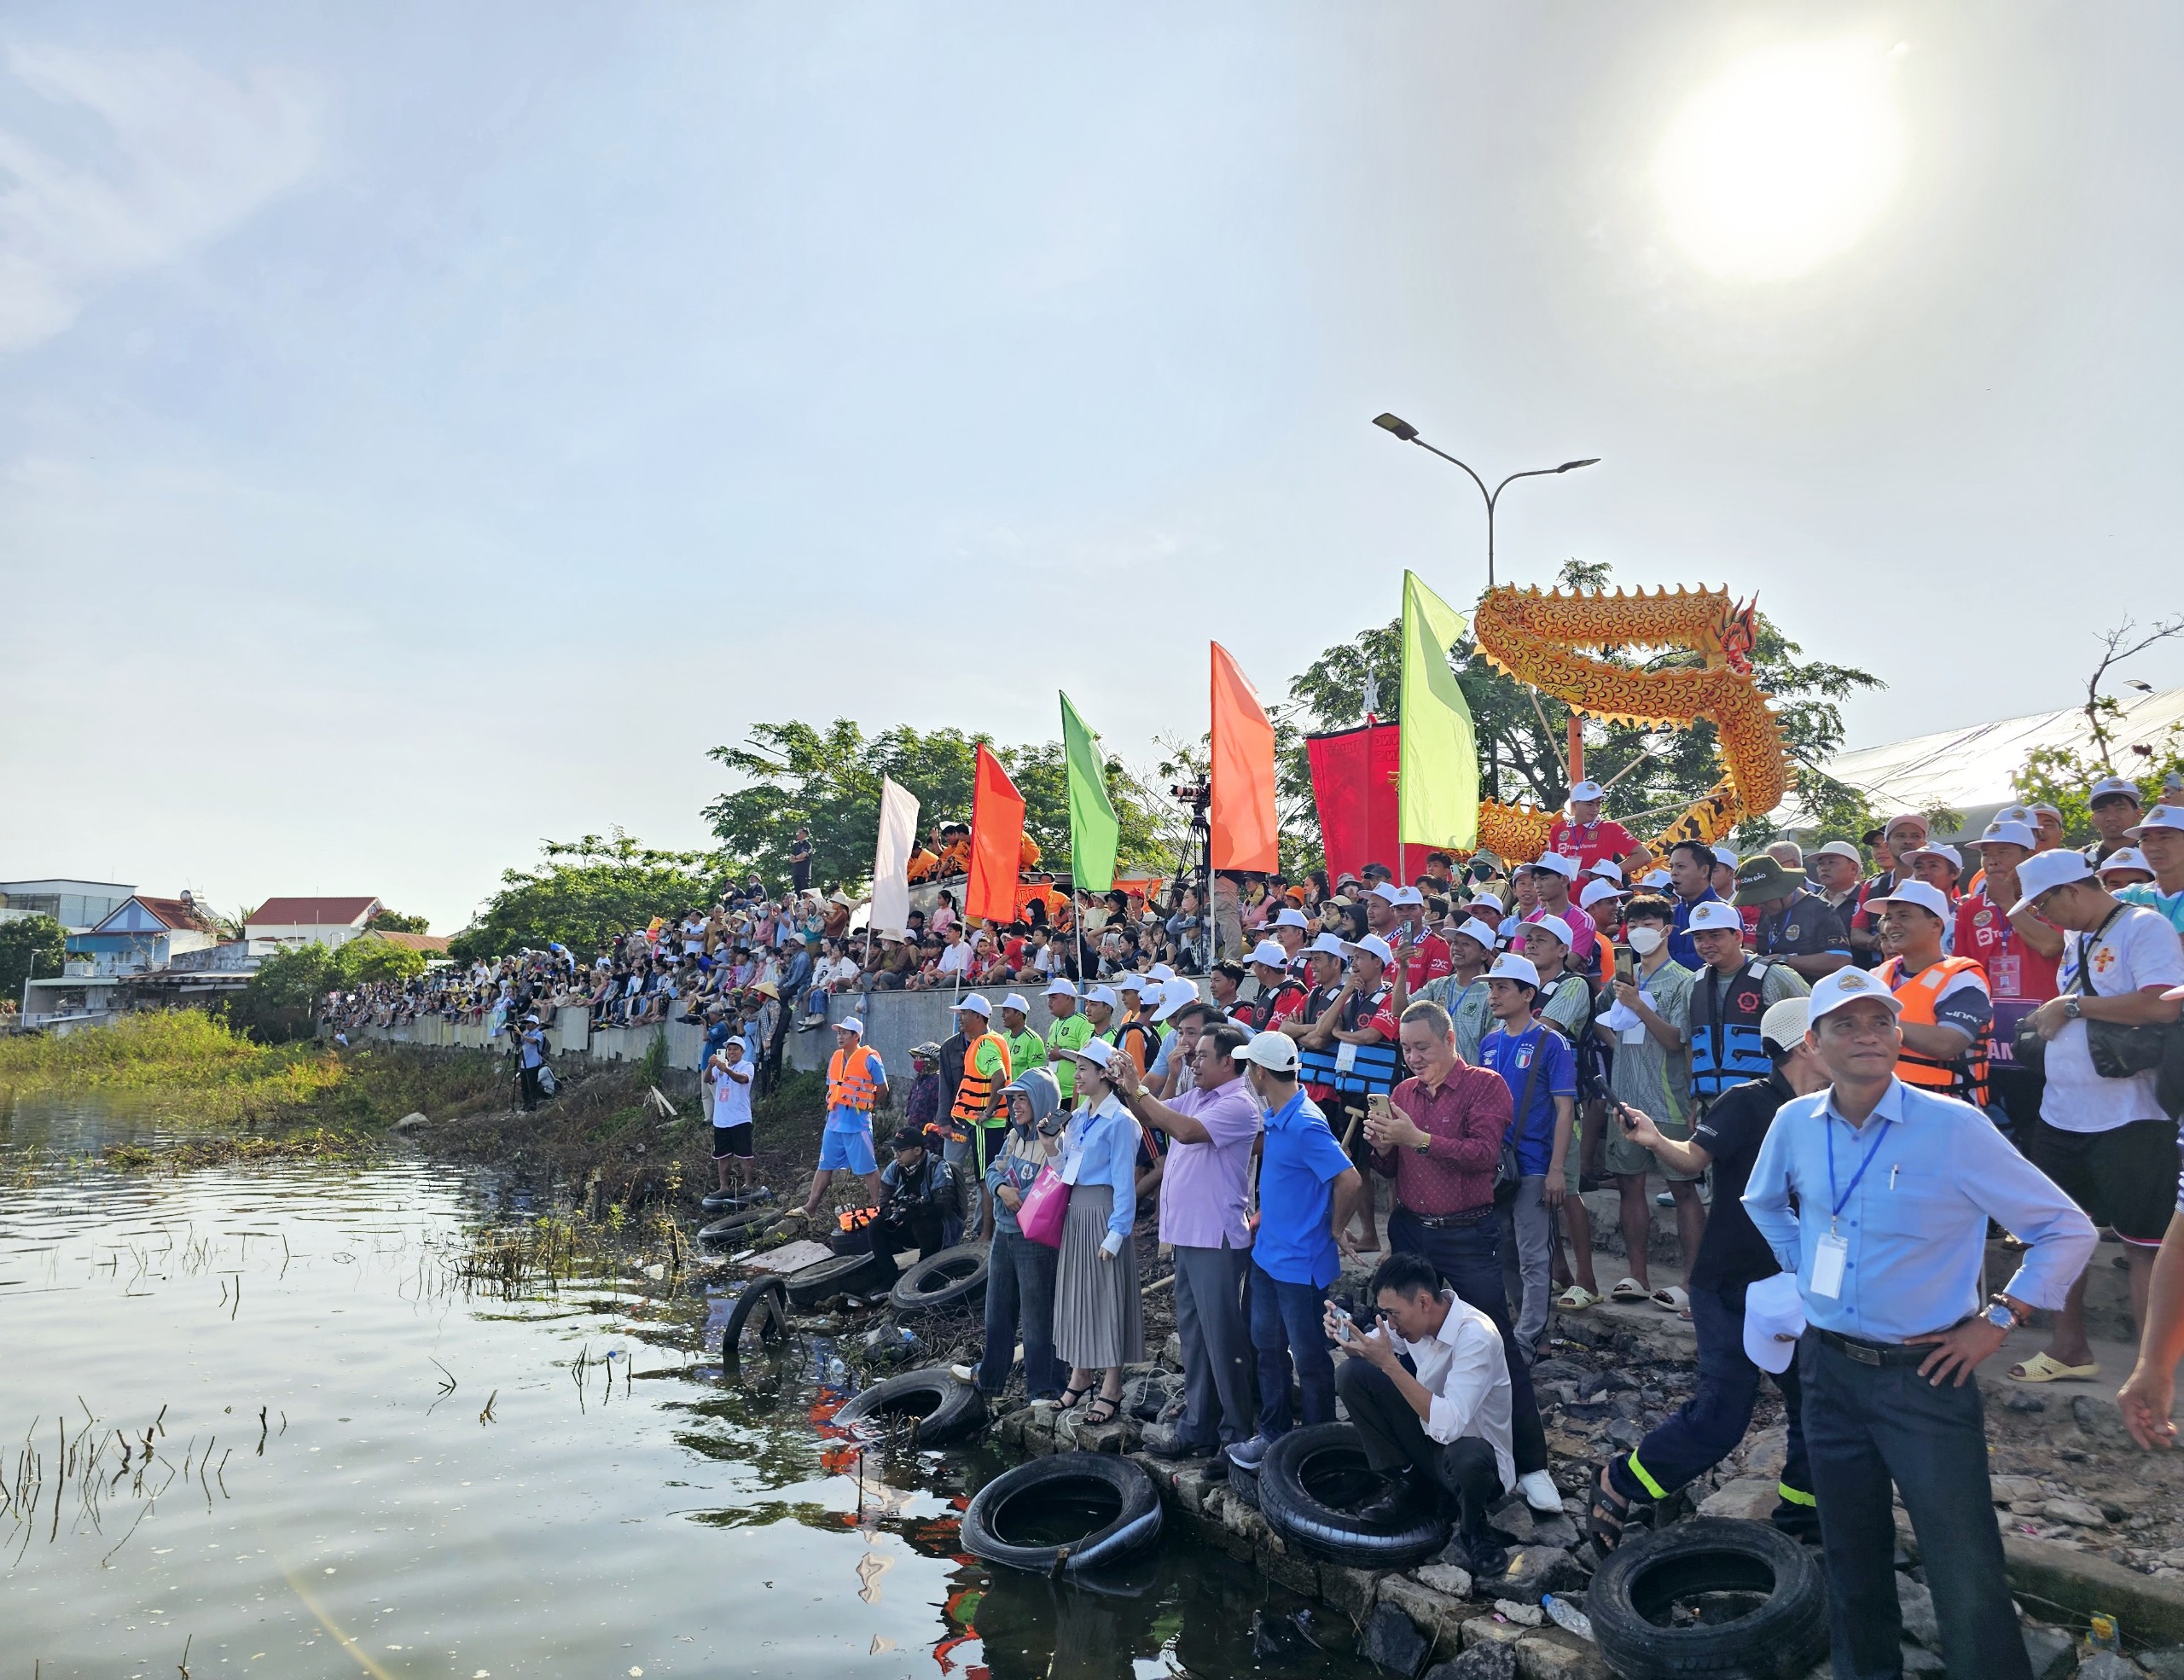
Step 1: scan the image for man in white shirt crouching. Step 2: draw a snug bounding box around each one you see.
[1327,1249,1519,1576]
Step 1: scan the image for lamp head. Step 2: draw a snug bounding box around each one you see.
[1372,413,1420,443]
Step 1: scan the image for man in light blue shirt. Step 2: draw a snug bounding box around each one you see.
[1744,968,2095,1680]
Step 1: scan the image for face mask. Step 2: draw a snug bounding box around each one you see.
[1626,926,1664,956]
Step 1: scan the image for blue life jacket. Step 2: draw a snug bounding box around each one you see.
[1688,960,1778,1105]
[1298,985,1402,1095]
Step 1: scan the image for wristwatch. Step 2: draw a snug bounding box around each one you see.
[1983,1302,2016,1333]
[2063,997,2083,1020]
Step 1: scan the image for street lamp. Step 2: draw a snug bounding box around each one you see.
[1371,413,1598,590]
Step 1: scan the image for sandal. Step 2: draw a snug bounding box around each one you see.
[1058,1384,1092,1410]
[1554,1284,1599,1311]
[1651,1285,1690,1315]
[1608,1276,1649,1303]
[1083,1394,1121,1427]
[2007,1352,2099,1384]
[1588,1464,1632,1556]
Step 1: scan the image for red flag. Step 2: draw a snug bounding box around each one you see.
[1306,721,1438,885]
[965,743,1027,923]
[1210,642,1279,872]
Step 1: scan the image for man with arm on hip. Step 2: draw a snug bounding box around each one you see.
[1743,968,2097,1680]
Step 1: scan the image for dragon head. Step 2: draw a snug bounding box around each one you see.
[1718,596,1760,676]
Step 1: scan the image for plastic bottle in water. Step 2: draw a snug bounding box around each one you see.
[2087,1613,2120,1654]
[827,1356,849,1385]
[1542,1595,1594,1642]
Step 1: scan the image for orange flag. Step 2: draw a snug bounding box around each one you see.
[1210,642,1279,872]
[966,743,1028,923]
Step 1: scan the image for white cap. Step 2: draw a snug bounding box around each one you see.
[1307,932,1350,958]
[1531,852,1578,879]
[838,1015,864,1035]
[1978,821,2036,851]
[1044,977,1077,998]
[1578,878,1626,910]
[1116,973,1149,995]
[1249,939,1289,968]
[1274,906,1310,930]
[1001,992,1031,1014]
[1811,840,1864,864]
[1759,997,1810,1053]
[957,992,992,1017]
[1586,858,1625,883]
[1054,1040,1121,1074]
[2010,849,2096,914]
[1641,869,1672,889]
[1519,912,1572,946]
[1148,963,1176,983]
[1345,933,1395,966]
[1883,812,1931,838]
[1151,978,1200,1022]
[1569,779,1606,803]
[2129,805,2184,839]
[1862,879,1952,922]
[2099,847,2155,879]
[1451,917,1501,952]
[1083,984,1120,1009]
[1806,965,1905,1026]
[1396,885,1426,907]
[1370,881,1405,906]
[1685,901,1745,934]
[2029,801,2064,821]
[1711,845,1740,869]
[1485,952,1542,989]
[1901,843,1963,874]
[2088,776,2143,805]
[1468,892,1506,914]
[1234,1031,1301,1074]
[1742,1274,1806,1375]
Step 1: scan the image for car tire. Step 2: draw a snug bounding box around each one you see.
[1256,1423,1447,1568]
[785,1251,895,1308]
[961,1452,1164,1574]
[721,1276,788,1360]
[697,1205,776,1242]
[888,1244,990,1316]
[832,1367,988,1445]
[1585,1517,1829,1680]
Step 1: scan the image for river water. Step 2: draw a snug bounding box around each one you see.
[2,1095,1362,1680]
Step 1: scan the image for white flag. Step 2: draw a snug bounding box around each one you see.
[869,776,920,939]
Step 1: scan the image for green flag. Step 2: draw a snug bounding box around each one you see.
[1060,692,1121,892]
[1399,572,1479,852]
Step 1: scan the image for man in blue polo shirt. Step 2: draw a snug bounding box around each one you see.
[1665,839,1723,970]
[1224,1032,1362,1472]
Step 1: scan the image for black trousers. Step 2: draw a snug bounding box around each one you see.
[872,1207,946,1282]
[1333,1357,1502,1538]
[519,1066,543,1110]
[1800,1333,2030,1680]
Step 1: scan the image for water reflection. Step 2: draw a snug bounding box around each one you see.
[1,1091,1369,1679]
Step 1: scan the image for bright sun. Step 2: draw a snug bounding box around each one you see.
[1655,38,1907,282]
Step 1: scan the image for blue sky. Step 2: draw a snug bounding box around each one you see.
[4,3,2182,932]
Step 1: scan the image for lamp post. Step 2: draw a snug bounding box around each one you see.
[1370,413,1597,592]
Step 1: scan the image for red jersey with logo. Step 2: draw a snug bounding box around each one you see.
[1549,817,1638,873]
[1954,892,2059,1068]
[1402,929,1453,991]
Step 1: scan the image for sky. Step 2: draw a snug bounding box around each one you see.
[4,3,2182,933]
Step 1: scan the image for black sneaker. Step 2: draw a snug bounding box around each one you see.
[1447,1527,1508,1580]
[1353,1472,1418,1527]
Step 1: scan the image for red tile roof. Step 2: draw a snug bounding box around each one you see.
[131,896,217,933]
[247,896,380,928]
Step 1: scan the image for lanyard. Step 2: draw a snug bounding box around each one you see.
[1825,1109,1892,1233]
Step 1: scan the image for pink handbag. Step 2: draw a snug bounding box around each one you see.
[1017,1166,1072,1249]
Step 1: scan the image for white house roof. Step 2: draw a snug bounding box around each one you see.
[1798,685,2184,832]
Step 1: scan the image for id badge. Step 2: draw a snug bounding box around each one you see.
[1809,1230,1850,1300]
[1992,953,2021,996]
[1336,1041,1358,1074]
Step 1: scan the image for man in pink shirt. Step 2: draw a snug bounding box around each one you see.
[1525,853,1599,975]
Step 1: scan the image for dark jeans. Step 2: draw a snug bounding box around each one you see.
[1800,1333,2030,1680]
[1334,1357,1503,1537]
[1609,1280,1810,1521]
[1387,1206,1548,1477]
[871,1208,946,1283]
[520,1066,543,1110]
[979,1229,1069,1401]
[1248,1264,1335,1439]
[1172,1244,1256,1447]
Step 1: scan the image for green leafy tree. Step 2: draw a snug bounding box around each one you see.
[1281,560,1883,852]
[367,908,431,934]
[0,913,67,1008]
[446,831,735,962]
[2012,614,2184,845]
[705,721,1168,891]
[227,943,341,1042]
[334,934,428,986]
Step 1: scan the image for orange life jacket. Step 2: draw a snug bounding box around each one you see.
[1877,954,1990,1103]
[949,1032,1014,1128]
[827,1044,881,1113]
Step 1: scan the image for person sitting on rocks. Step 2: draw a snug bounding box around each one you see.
[871,1126,958,1282]
[1327,1250,1517,1578]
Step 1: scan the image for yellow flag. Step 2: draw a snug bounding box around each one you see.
[1399,572,1478,851]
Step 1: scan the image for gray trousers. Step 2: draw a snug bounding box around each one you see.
[1497,1176,1551,1358]
[1171,1243,1256,1448]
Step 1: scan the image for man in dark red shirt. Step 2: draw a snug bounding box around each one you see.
[1548,780,1646,875]
[1362,995,1562,1514]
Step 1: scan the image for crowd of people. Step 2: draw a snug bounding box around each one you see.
[735,773,2184,1680]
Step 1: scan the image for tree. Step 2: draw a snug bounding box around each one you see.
[0,914,67,1009]
[1281,559,1884,852]
[335,934,428,986]
[227,943,340,1042]
[446,831,735,962]
[367,907,432,934]
[704,720,1169,892]
[2013,614,2184,844]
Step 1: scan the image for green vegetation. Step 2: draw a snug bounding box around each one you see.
[2016,731,2184,846]
[445,830,735,963]
[224,936,431,1042]
[0,912,67,1005]
[367,907,432,933]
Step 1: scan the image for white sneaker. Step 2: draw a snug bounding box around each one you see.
[1518,1468,1563,1513]
[948,1363,977,1385]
